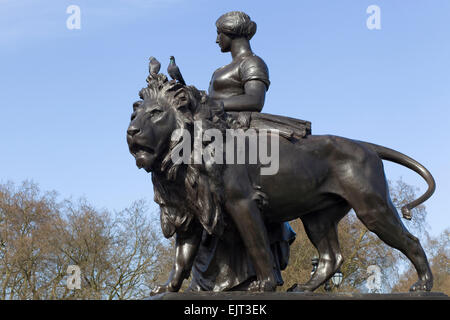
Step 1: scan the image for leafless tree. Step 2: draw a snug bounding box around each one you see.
[0,181,172,299]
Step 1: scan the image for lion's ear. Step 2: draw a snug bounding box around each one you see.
[173,88,190,111]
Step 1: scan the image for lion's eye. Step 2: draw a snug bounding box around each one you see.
[148,109,162,119]
[130,112,137,121]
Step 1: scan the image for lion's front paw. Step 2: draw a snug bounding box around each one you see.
[150,283,177,296]
[409,279,432,292]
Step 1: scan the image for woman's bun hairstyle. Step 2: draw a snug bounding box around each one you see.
[216,11,257,40]
[246,20,257,40]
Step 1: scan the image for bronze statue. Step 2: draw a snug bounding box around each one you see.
[127,11,435,293]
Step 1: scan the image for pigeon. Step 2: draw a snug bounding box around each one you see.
[148,56,161,76]
[167,56,186,86]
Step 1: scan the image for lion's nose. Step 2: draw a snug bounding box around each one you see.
[127,126,140,137]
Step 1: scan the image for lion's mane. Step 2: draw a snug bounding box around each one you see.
[138,74,231,238]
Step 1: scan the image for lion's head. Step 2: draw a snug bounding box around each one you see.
[127,74,228,238]
[127,75,191,174]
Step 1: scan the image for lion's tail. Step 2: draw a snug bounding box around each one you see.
[359,141,436,220]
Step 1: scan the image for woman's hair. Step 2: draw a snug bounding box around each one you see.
[216,11,257,40]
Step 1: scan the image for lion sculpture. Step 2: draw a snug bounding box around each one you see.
[127,74,435,293]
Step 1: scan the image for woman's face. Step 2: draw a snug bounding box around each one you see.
[216,30,232,52]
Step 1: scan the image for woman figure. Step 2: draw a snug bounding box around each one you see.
[188,11,295,292]
[208,11,269,112]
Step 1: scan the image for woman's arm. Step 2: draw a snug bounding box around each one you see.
[222,80,267,112]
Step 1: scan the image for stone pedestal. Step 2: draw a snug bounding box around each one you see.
[148,291,448,300]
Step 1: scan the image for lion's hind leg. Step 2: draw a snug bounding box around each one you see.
[289,202,350,292]
[350,194,433,291]
[342,163,433,292]
[337,142,433,291]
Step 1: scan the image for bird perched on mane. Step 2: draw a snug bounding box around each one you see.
[148,56,161,77]
[167,56,186,86]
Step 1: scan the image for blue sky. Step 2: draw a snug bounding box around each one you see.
[0,0,449,236]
